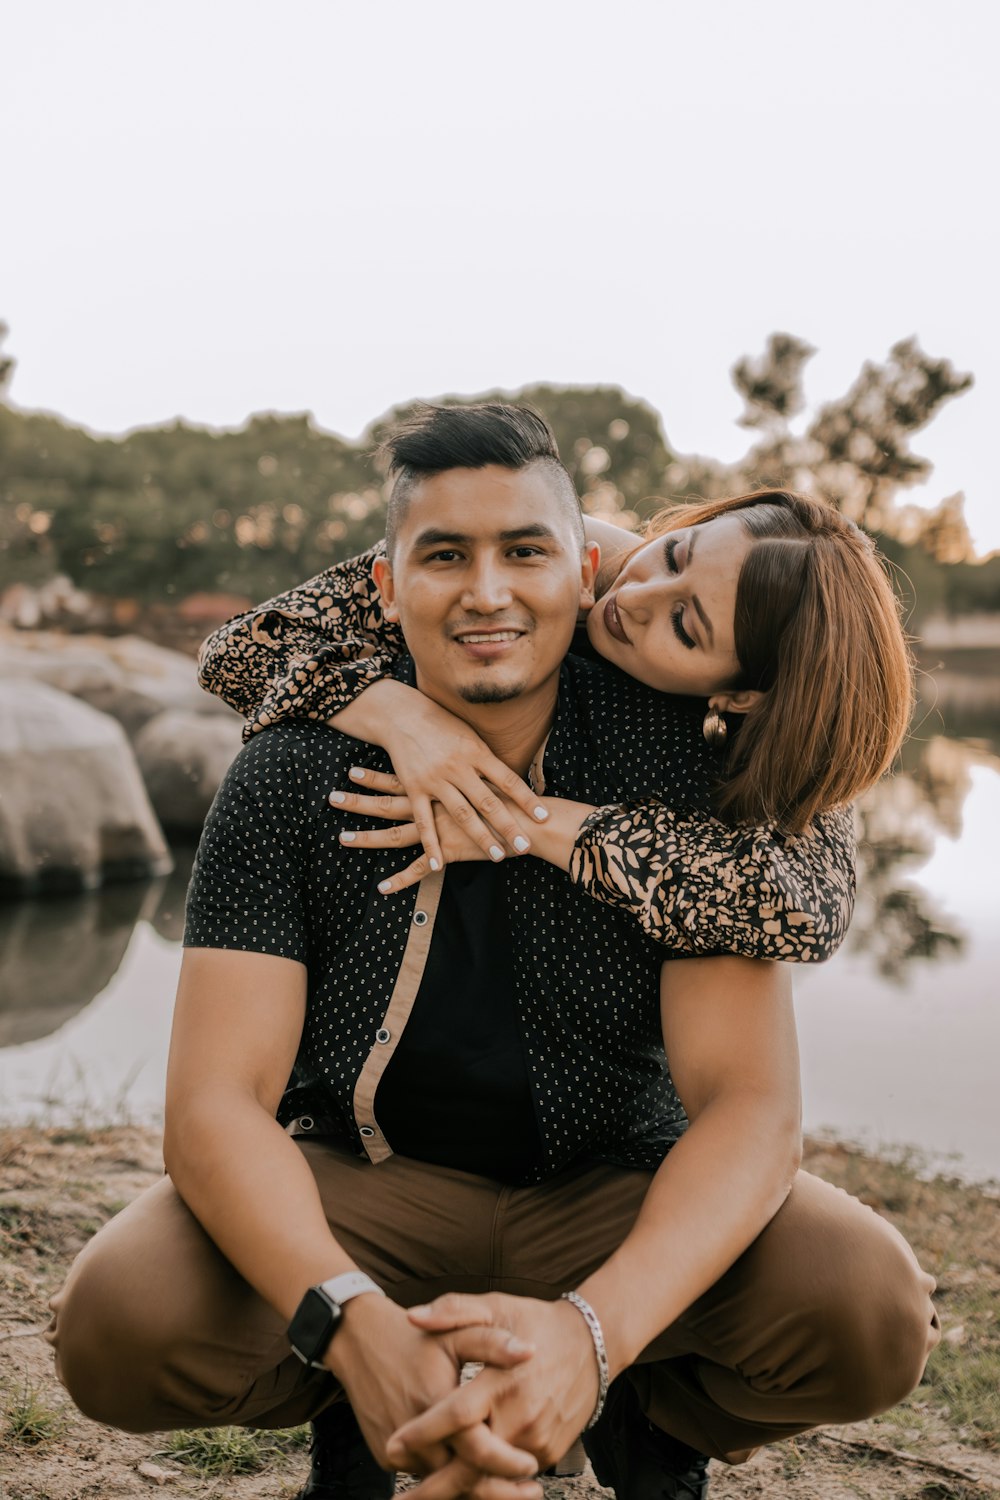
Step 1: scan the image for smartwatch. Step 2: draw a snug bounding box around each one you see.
[287,1271,385,1368]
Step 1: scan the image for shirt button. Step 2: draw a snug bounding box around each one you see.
[375,1027,391,1044]
[359,1126,376,1138]
[413,910,428,926]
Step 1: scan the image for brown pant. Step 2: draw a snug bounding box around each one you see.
[48,1139,939,1463]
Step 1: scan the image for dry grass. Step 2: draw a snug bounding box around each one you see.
[1,1125,998,1499]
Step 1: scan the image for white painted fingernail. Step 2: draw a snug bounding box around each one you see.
[340,831,356,842]
[378,880,393,893]
[349,767,366,781]
[429,858,440,871]
[513,836,530,853]
[329,790,346,804]
[489,845,505,862]
[533,806,548,821]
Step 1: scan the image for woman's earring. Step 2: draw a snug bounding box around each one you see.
[702,708,728,751]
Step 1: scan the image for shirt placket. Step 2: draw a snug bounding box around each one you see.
[351,869,445,1163]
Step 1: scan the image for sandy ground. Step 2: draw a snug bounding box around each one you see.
[1,1127,998,1500]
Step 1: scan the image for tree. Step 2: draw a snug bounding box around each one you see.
[718,334,974,537]
[0,323,14,398]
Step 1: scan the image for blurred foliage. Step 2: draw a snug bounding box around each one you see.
[0,320,992,621]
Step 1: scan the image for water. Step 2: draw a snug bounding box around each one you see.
[2,663,998,1183]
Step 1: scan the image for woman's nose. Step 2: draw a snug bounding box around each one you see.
[617,577,660,624]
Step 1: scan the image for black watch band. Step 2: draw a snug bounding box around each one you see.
[287,1272,384,1369]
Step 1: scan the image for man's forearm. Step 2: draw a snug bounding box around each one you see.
[576,1090,802,1377]
[164,1093,360,1321]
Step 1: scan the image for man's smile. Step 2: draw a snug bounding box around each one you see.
[450,623,529,659]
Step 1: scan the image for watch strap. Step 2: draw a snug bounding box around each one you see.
[316,1271,385,1308]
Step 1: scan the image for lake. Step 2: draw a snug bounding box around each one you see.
[2,657,998,1184]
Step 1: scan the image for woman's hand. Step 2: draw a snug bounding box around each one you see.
[331,776,599,893]
[331,772,510,893]
[332,683,548,872]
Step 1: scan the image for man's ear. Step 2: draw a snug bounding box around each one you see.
[579,541,601,610]
[372,554,400,622]
[708,688,763,717]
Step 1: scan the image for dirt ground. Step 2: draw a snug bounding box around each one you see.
[1,1127,998,1500]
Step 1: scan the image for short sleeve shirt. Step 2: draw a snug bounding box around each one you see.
[185,654,719,1183]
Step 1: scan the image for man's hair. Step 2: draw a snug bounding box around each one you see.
[379,402,583,554]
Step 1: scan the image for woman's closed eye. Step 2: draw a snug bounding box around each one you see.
[664,536,680,573]
[671,606,696,650]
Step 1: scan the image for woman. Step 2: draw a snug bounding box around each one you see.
[198,487,909,953]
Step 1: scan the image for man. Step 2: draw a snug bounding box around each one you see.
[49,405,937,1500]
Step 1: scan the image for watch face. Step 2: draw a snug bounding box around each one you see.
[289,1288,342,1365]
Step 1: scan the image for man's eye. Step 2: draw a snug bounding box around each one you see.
[427,550,461,563]
[671,606,696,650]
[510,546,544,558]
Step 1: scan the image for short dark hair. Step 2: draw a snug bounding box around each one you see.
[379,402,583,554]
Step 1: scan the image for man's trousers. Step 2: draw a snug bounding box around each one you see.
[47,1139,939,1464]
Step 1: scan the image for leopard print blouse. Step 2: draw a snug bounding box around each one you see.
[197,543,855,962]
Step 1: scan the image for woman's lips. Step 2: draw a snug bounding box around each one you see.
[604,596,631,644]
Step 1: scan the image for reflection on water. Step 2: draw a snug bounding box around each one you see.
[0,849,194,1046]
[0,663,997,1179]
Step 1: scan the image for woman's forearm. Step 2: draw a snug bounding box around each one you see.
[329,677,427,749]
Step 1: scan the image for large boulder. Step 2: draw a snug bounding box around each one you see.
[0,680,171,897]
[0,626,237,738]
[134,709,244,831]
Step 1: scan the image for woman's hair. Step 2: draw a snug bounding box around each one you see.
[646,489,915,834]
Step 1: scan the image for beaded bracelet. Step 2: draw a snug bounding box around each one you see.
[561,1290,610,1429]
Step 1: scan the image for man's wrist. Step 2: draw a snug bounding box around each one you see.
[560,1291,609,1428]
[323,1290,406,1380]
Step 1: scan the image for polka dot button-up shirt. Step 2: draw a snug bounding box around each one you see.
[185,653,854,1184]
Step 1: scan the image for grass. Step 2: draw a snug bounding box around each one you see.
[156,1423,311,1477]
[1,1379,66,1447]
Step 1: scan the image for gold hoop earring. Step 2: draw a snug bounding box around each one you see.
[702,708,728,751]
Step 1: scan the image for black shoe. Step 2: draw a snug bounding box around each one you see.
[582,1376,710,1500]
[294,1402,396,1500]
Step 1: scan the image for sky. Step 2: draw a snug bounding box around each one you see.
[4,0,999,553]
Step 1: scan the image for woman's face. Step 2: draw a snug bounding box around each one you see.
[585,513,753,696]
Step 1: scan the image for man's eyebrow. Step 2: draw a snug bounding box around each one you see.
[685,532,716,646]
[412,524,560,548]
[497,524,560,542]
[412,528,473,548]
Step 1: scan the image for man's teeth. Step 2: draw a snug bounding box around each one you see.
[457,632,521,643]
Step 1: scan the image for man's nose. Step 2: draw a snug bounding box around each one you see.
[462,560,514,613]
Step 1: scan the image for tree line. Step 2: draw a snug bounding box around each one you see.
[1,322,995,627]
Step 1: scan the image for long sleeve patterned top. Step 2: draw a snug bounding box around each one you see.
[197,544,856,963]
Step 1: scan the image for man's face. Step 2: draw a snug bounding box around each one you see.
[374,464,596,716]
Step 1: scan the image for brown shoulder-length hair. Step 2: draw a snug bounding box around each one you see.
[645,489,915,834]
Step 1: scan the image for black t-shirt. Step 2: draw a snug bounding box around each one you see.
[376,862,541,1179]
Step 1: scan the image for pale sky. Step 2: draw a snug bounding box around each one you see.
[5,0,999,552]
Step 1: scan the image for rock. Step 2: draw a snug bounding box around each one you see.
[0,680,171,898]
[137,1459,184,1484]
[0,625,237,738]
[134,709,243,831]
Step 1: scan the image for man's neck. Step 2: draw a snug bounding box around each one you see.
[415,674,560,779]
